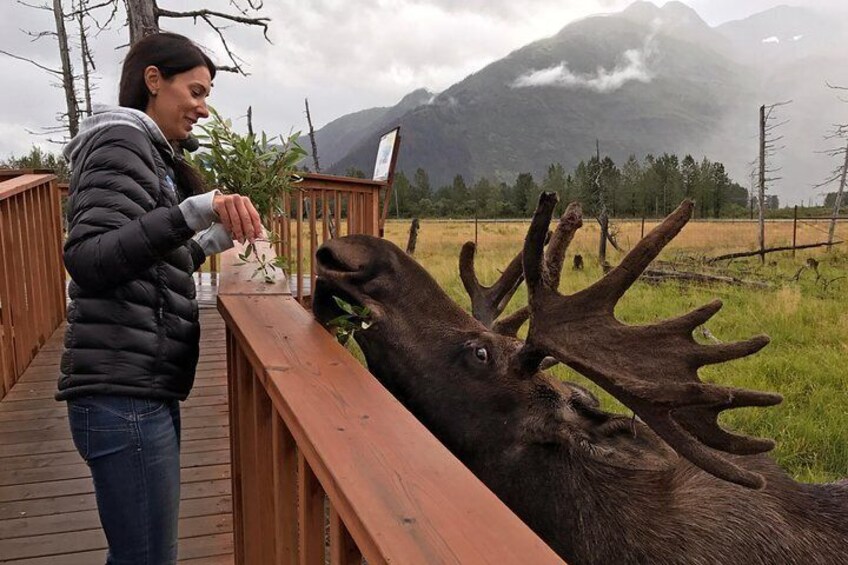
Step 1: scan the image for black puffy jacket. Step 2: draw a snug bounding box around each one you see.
[57,112,208,401]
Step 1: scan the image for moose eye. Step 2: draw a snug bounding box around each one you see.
[474,347,489,363]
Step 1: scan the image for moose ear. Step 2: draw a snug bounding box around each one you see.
[582,416,678,472]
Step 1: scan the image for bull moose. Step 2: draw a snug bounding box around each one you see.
[312,193,848,564]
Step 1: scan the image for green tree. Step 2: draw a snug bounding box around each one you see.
[707,160,731,217]
[2,146,70,183]
[542,163,567,214]
[681,154,698,201]
[651,153,682,216]
[619,155,642,216]
[450,174,472,216]
[391,170,411,217]
[511,173,538,216]
[408,167,431,215]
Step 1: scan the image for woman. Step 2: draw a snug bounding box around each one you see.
[58,32,259,564]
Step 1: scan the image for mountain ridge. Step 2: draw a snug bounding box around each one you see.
[308,1,847,204]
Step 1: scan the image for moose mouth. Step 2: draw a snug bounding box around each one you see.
[312,240,375,327]
[312,277,365,326]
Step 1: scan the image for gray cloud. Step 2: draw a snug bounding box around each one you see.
[0,0,820,160]
[511,30,657,92]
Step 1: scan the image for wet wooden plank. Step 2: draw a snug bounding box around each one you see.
[0,523,234,562]
[0,306,234,564]
[0,506,232,541]
[0,451,230,487]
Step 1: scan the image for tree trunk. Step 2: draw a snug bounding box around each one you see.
[305,98,320,173]
[598,210,608,267]
[828,139,848,249]
[53,0,79,137]
[406,218,420,255]
[125,0,159,44]
[77,2,93,116]
[758,105,766,263]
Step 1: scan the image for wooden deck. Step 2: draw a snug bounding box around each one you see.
[0,302,234,563]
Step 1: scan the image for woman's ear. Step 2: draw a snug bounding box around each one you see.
[143,65,162,98]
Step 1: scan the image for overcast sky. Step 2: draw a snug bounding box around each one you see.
[0,0,843,159]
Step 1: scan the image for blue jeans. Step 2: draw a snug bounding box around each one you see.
[67,395,181,565]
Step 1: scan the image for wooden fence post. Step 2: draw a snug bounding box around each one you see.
[792,205,798,258]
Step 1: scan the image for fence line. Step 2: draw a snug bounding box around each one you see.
[0,173,65,400]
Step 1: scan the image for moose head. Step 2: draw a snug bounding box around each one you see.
[313,193,848,564]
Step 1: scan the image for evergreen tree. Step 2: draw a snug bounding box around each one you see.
[451,174,472,216]
[409,167,431,214]
[652,153,682,216]
[620,155,642,217]
[392,171,411,217]
[542,163,567,214]
[2,146,70,183]
[599,156,621,216]
[512,173,538,216]
[708,160,730,217]
[681,154,698,201]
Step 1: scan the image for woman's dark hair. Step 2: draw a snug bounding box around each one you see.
[119,32,217,196]
[119,31,216,111]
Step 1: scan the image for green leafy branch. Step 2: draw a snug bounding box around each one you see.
[231,242,290,283]
[186,107,306,282]
[327,296,372,345]
[186,107,306,225]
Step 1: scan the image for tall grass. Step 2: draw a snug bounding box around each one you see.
[381,219,848,483]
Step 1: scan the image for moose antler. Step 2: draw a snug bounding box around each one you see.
[459,243,524,328]
[522,192,782,489]
[491,202,583,337]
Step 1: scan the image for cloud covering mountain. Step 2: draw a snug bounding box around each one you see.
[315,1,848,205]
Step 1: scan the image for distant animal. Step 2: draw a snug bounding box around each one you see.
[313,194,848,564]
[573,253,584,270]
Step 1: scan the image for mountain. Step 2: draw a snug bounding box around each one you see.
[717,5,845,67]
[300,88,435,171]
[315,1,848,204]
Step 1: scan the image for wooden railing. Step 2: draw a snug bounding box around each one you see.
[199,173,385,305]
[0,173,66,400]
[217,242,564,564]
[273,173,386,304]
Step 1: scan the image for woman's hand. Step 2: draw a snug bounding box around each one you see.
[212,193,263,244]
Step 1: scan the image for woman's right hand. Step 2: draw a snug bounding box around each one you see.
[212,193,263,244]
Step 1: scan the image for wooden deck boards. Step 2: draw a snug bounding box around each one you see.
[0,304,234,564]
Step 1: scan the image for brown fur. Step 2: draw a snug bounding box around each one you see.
[313,235,848,565]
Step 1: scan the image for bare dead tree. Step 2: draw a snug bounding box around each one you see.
[125,0,271,74]
[594,140,609,267]
[303,97,338,237]
[305,98,320,173]
[124,0,157,44]
[53,0,79,136]
[758,101,792,262]
[2,0,116,141]
[75,0,97,116]
[827,140,848,248]
[815,83,848,250]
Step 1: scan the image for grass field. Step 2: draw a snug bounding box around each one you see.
[375,218,848,484]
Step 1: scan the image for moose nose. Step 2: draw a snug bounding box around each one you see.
[316,245,355,273]
[315,236,386,283]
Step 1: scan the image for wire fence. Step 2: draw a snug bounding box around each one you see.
[383,216,848,259]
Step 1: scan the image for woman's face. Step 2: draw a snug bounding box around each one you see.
[144,64,212,141]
